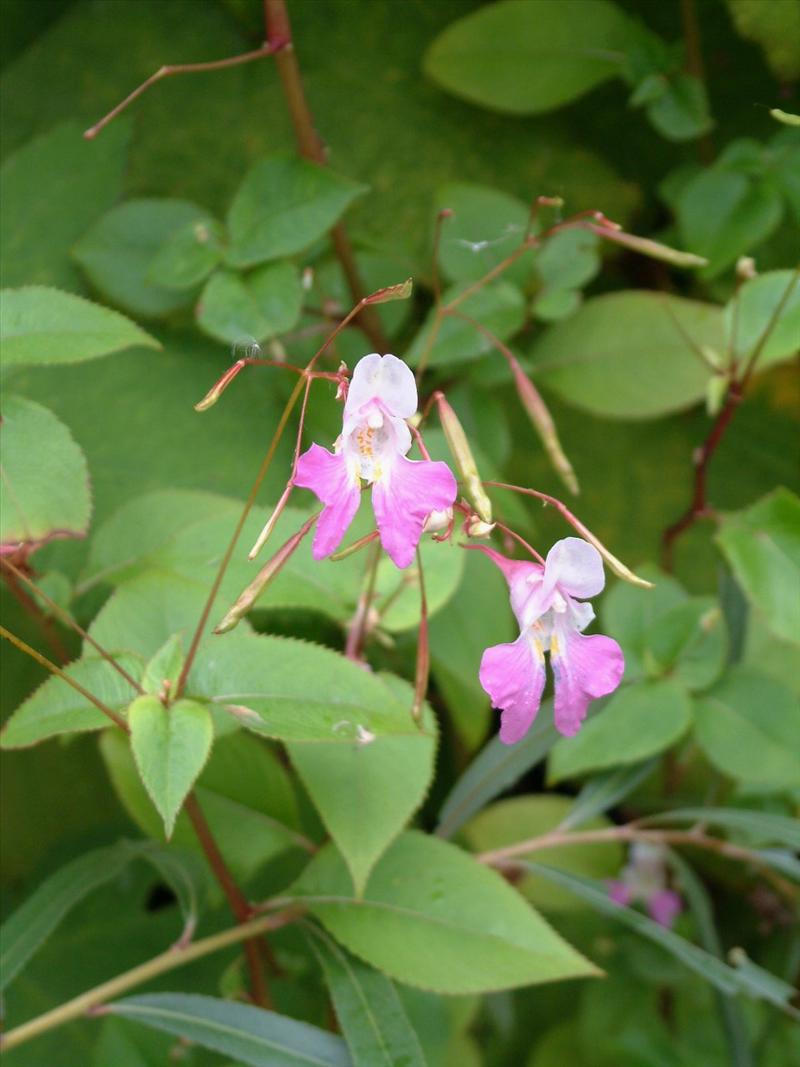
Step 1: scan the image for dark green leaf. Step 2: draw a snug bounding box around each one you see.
[644,597,728,690]
[693,666,800,790]
[196,262,303,345]
[0,395,91,552]
[1,286,157,366]
[549,679,692,782]
[0,120,129,291]
[305,923,426,1067]
[424,0,632,114]
[293,831,597,993]
[73,199,215,317]
[602,565,688,681]
[226,154,367,268]
[642,73,712,142]
[109,993,352,1067]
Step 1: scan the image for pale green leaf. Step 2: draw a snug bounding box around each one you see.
[1,652,141,749]
[462,795,623,913]
[529,292,724,418]
[693,667,800,790]
[293,831,598,993]
[644,597,728,691]
[602,565,688,681]
[433,182,532,285]
[549,678,693,782]
[141,633,186,697]
[0,286,157,366]
[725,270,800,373]
[73,199,214,317]
[305,924,426,1067]
[147,218,224,291]
[129,696,214,837]
[109,993,351,1067]
[424,0,632,114]
[716,488,800,645]
[226,153,367,268]
[0,395,92,552]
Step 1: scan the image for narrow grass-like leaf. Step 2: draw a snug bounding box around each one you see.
[109,993,351,1066]
[558,759,659,831]
[305,923,426,1067]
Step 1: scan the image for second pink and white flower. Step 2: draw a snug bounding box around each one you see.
[294,353,457,569]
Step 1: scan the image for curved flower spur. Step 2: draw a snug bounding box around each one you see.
[295,353,457,568]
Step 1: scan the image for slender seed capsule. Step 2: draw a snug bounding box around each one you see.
[435,392,493,523]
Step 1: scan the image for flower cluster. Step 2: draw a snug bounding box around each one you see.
[609,843,683,928]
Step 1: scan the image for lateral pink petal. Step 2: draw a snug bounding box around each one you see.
[479,634,546,745]
[551,627,624,737]
[371,456,457,569]
[545,536,605,600]
[608,880,634,907]
[647,889,682,928]
[294,444,361,559]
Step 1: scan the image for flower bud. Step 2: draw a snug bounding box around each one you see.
[465,516,496,539]
[215,513,318,633]
[435,393,492,523]
[365,278,413,305]
[736,256,757,280]
[423,507,453,533]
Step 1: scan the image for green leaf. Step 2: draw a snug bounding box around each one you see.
[1,653,141,749]
[0,120,129,291]
[373,536,464,632]
[535,228,600,292]
[433,182,532,285]
[196,262,303,345]
[0,395,92,552]
[725,269,800,374]
[286,674,437,894]
[549,678,693,782]
[0,843,132,993]
[644,597,728,690]
[676,169,784,280]
[603,564,688,680]
[462,796,623,913]
[293,831,598,993]
[147,218,224,290]
[129,696,214,837]
[406,280,525,369]
[424,0,632,114]
[73,199,215,317]
[305,923,426,1067]
[226,153,367,268]
[436,700,560,839]
[109,993,351,1067]
[726,0,800,80]
[140,633,185,697]
[693,666,800,790]
[527,863,799,1017]
[0,286,157,366]
[559,759,659,831]
[642,73,713,142]
[100,729,303,881]
[529,292,724,418]
[716,488,800,645]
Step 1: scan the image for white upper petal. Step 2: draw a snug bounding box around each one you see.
[345,353,417,421]
[544,537,605,600]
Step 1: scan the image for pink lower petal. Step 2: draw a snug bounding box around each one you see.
[371,456,457,569]
[647,889,682,928]
[479,634,546,745]
[551,625,624,737]
[294,444,361,559]
[608,880,634,907]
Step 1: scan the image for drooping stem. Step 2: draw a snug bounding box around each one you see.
[263,0,386,351]
[0,906,301,1053]
[174,376,305,700]
[1,559,143,694]
[478,825,798,901]
[0,625,129,731]
[183,793,273,1007]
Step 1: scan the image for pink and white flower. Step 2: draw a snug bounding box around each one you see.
[609,843,682,928]
[294,353,457,569]
[475,537,624,743]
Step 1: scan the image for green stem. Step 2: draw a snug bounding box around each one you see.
[0,907,302,1053]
